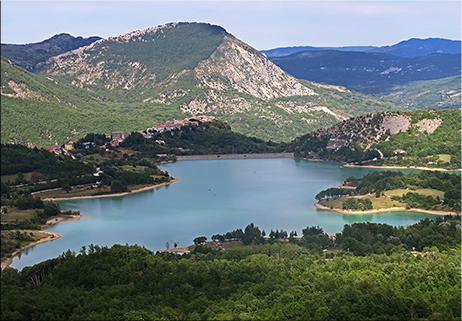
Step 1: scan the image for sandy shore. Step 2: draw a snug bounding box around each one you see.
[314,202,458,216]
[343,164,461,172]
[1,213,83,270]
[1,231,62,270]
[45,214,83,226]
[43,178,179,201]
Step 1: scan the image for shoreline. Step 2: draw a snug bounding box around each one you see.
[314,202,458,216]
[342,163,461,172]
[2,178,179,270]
[1,214,83,270]
[1,231,62,270]
[43,178,179,201]
[176,153,294,161]
[45,214,83,226]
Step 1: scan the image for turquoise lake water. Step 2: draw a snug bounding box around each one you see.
[11,158,441,270]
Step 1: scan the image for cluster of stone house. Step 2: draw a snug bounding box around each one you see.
[45,144,75,159]
[103,131,131,147]
[146,115,215,135]
[44,115,216,152]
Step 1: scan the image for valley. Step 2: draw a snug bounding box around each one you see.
[1,21,460,321]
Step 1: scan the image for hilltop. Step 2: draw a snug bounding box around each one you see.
[2,22,408,146]
[288,109,461,169]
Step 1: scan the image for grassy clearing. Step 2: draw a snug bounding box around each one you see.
[385,188,444,199]
[0,208,37,223]
[438,154,451,162]
[1,229,59,261]
[82,153,110,162]
[320,195,402,210]
[32,182,167,199]
[319,188,454,212]
[33,186,111,199]
[1,172,34,184]
[121,165,149,173]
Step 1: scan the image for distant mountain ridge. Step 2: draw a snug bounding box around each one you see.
[262,38,461,58]
[367,38,462,58]
[269,50,461,95]
[261,45,377,58]
[1,33,102,71]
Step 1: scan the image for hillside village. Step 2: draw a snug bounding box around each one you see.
[45,115,215,154]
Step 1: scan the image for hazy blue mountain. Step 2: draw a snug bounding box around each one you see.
[261,45,377,57]
[269,50,461,96]
[367,38,462,58]
[261,38,461,58]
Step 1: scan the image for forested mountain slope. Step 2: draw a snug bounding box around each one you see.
[1,22,409,146]
[381,75,461,110]
[0,57,185,147]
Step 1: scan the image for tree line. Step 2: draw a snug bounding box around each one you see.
[2,216,460,320]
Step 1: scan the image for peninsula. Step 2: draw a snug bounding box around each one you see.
[314,170,461,216]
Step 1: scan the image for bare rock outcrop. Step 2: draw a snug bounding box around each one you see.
[194,36,316,101]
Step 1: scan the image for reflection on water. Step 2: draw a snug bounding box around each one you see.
[11,159,441,270]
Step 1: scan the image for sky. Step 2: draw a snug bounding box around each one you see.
[1,1,461,50]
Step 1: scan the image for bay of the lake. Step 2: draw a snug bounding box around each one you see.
[11,158,441,270]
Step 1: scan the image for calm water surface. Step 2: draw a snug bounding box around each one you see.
[12,159,441,270]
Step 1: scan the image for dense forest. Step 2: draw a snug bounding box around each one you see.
[1,217,460,320]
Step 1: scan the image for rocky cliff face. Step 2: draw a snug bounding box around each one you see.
[195,36,315,100]
[181,35,317,115]
[311,111,443,149]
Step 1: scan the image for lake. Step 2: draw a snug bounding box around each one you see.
[11,158,441,270]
